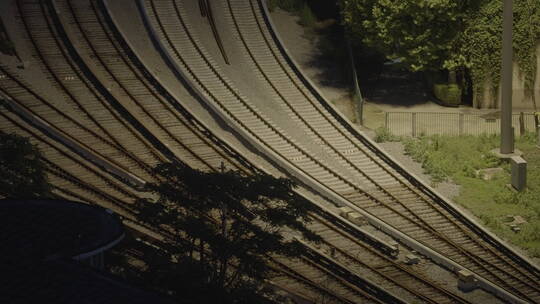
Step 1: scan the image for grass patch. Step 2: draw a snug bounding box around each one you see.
[402,133,540,257]
[374,127,400,143]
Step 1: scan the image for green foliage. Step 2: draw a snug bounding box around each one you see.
[268,0,278,11]
[374,127,399,143]
[514,1,540,97]
[135,163,321,303]
[298,3,316,27]
[454,0,503,101]
[402,133,540,257]
[403,134,501,183]
[433,83,462,105]
[340,0,475,72]
[0,132,51,198]
[268,0,304,12]
[341,0,540,102]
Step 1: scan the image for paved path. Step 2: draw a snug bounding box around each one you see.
[268,8,506,132]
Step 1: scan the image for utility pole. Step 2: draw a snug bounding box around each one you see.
[500,0,514,154]
[346,37,364,126]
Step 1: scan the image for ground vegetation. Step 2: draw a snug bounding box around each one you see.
[401,133,540,257]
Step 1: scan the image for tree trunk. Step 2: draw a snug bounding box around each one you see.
[448,69,457,84]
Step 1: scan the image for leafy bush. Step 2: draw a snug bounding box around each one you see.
[268,0,303,12]
[268,0,277,11]
[298,3,316,27]
[433,83,462,106]
[374,127,399,143]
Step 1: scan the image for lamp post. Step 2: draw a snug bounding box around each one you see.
[500,0,514,154]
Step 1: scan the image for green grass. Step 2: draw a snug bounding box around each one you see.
[374,127,400,143]
[401,133,540,257]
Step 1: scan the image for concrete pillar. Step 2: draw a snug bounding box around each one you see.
[511,156,527,191]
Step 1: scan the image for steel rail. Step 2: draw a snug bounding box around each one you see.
[57,0,216,172]
[310,213,473,304]
[254,0,540,284]
[13,0,160,181]
[96,0,257,175]
[145,1,537,301]
[37,0,174,167]
[240,0,540,300]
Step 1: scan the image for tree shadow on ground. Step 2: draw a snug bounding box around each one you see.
[302,21,350,91]
[363,69,434,107]
[302,22,435,108]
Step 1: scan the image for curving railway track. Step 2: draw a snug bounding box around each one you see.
[1,0,539,302]
[140,0,540,302]
[6,0,162,183]
[1,0,432,301]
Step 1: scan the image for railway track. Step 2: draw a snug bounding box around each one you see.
[307,213,474,304]
[3,0,538,302]
[141,0,540,302]
[227,1,540,300]
[0,108,138,215]
[247,0,540,301]
[1,0,420,301]
[52,0,241,173]
[9,0,161,183]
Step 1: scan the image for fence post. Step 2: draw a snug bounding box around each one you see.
[412,112,417,137]
[459,113,464,136]
[519,112,525,136]
[385,112,389,130]
[533,112,540,147]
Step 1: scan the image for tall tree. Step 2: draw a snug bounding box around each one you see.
[0,132,51,198]
[135,162,321,303]
[340,0,479,74]
[340,0,540,101]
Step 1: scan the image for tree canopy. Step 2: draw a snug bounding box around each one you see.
[340,0,478,72]
[134,162,321,303]
[340,0,540,98]
[0,132,51,198]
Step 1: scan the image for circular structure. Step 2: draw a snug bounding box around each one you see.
[0,199,124,263]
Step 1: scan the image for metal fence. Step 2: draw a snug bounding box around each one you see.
[385,112,538,137]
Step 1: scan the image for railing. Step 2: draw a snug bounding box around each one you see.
[385,111,538,137]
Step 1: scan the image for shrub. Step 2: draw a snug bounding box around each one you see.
[298,3,316,27]
[433,83,462,106]
[374,127,399,143]
[403,134,502,183]
[268,0,303,12]
[268,0,278,11]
